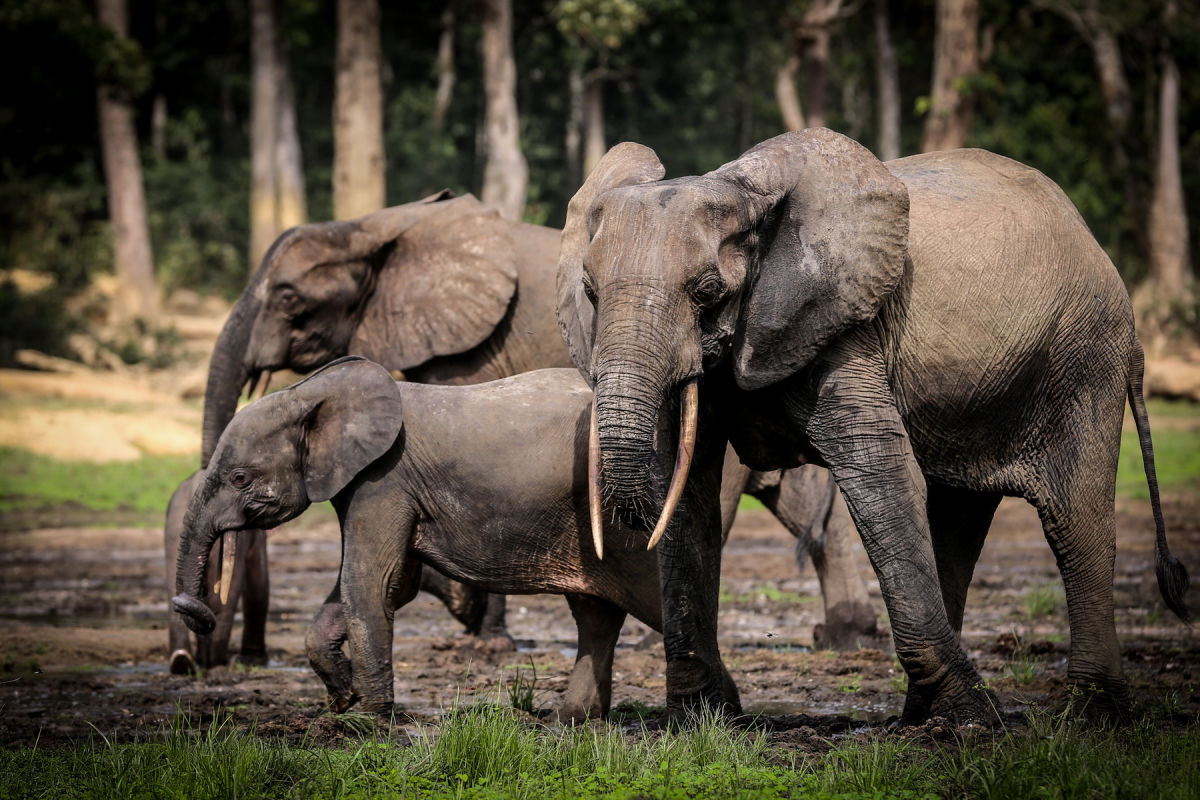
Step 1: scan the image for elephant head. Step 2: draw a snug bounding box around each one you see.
[174,357,403,634]
[201,191,518,467]
[557,129,909,553]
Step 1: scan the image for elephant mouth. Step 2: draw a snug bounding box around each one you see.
[173,593,217,635]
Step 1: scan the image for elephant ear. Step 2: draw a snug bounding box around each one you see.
[289,356,405,503]
[351,195,519,371]
[557,143,666,383]
[718,129,910,391]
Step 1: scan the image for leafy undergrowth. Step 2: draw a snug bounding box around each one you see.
[2,705,1198,800]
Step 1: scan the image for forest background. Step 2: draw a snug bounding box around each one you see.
[1,0,1197,371]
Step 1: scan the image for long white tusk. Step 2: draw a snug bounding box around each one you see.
[646,378,699,551]
[588,400,605,560]
[252,370,273,401]
[218,532,236,605]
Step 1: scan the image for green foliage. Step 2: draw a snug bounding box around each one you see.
[0,446,196,519]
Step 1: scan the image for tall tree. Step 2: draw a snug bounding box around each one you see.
[274,43,306,232]
[433,6,456,132]
[922,0,980,152]
[775,0,854,132]
[334,0,385,220]
[480,0,527,220]
[1147,0,1190,293]
[96,0,158,324]
[554,0,647,180]
[249,0,279,268]
[1035,0,1146,259]
[874,0,900,161]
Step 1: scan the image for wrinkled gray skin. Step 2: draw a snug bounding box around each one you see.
[174,360,736,721]
[167,190,877,673]
[166,191,573,672]
[558,128,1190,724]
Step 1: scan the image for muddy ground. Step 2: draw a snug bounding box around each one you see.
[2,487,1199,750]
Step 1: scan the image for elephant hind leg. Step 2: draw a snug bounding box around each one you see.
[926,484,1002,637]
[759,465,878,651]
[1026,474,1125,713]
[307,580,354,711]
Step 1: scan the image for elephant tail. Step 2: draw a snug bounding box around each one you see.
[1128,340,1191,624]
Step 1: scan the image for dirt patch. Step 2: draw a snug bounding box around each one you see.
[2,494,1198,749]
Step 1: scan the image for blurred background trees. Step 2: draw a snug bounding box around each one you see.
[1,0,1197,365]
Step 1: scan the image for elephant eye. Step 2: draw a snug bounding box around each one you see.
[275,288,303,318]
[581,274,598,306]
[229,470,252,490]
[688,270,726,308]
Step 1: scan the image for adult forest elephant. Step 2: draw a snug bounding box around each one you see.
[558,129,1190,724]
[166,190,878,674]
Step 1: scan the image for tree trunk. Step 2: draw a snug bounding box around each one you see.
[775,52,806,131]
[1148,1,1190,294]
[803,14,831,130]
[566,61,584,189]
[275,43,307,231]
[334,0,386,220]
[151,95,167,160]
[874,0,900,161]
[582,72,606,179]
[96,0,157,324]
[1036,0,1147,263]
[249,0,279,268]
[433,6,455,132]
[921,0,979,152]
[479,0,527,221]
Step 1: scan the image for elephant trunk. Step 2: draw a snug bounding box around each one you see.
[591,291,700,549]
[201,266,268,467]
[172,499,221,635]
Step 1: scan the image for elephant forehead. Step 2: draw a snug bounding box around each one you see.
[589,181,735,276]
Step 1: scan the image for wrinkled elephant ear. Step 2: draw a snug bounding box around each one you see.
[351,195,519,372]
[287,356,405,503]
[557,143,666,383]
[717,128,910,391]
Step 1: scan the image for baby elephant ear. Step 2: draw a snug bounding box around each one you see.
[719,129,910,391]
[557,143,666,383]
[291,357,405,503]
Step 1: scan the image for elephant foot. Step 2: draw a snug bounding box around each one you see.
[551,702,599,726]
[471,631,516,654]
[664,656,742,726]
[813,602,879,652]
[356,698,399,717]
[1064,678,1131,724]
[327,691,361,714]
[169,649,197,676]
[900,665,996,726]
[236,647,269,668]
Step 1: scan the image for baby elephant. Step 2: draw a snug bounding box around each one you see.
[172,356,732,720]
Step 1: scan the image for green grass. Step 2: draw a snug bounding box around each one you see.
[1119,400,1200,500]
[3,706,1198,800]
[0,446,197,516]
[1023,584,1062,619]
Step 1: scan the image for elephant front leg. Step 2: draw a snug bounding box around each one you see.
[801,347,992,724]
[657,459,741,722]
[341,510,422,714]
[307,578,355,711]
[237,530,270,666]
[557,594,627,722]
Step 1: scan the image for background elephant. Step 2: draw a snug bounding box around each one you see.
[557,128,1189,724]
[166,190,877,674]
[173,359,723,721]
